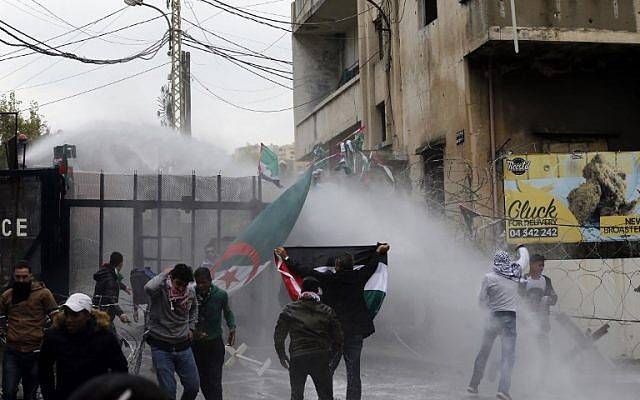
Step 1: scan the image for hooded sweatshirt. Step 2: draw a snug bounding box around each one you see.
[0,282,58,352]
[145,272,198,344]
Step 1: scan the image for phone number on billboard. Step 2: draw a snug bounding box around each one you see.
[508,227,558,239]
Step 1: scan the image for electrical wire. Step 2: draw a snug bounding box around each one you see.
[0,6,128,59]
[4,9,153,94]
[198,0,371,27]
[0,18,168,65]
[26,0,152,45]
[17,62,170,112]
[10,65,108,92]
[0,15,165,63]
[182,18,291,64]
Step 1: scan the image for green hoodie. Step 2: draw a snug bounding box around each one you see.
[195,284,236,341]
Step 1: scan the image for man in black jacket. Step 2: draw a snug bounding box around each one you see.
[274,277,343,400]
[93,252,131,329]
[39,293,128,400]
[276,243,390,400]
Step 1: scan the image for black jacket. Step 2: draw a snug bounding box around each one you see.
[39,311,128,400]
[288,252,380,338]
[274,297,343,361]
[93,264,126,319]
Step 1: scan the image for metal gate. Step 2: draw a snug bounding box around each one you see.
[65,172,266,294]
[0,168,67,296]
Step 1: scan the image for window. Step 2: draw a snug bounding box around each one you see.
[423,0,438,26]
[377,102,387,143]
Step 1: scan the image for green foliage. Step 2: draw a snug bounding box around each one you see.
[0,92,49,168]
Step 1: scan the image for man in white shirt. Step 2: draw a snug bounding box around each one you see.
[522,254,557,354]
[468,246,529,400]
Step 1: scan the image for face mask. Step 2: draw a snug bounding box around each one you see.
[12,281,31,304]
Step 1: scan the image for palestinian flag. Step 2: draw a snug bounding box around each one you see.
[276,246,388,317]
[211,168,312,293]
[258,143,281,187]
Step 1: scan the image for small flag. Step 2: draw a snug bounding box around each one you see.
[275,245,388,318]
[258,143,281,187]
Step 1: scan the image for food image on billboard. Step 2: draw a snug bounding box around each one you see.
[503,152,640,244]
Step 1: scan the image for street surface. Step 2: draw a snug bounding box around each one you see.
[130,330,640,400]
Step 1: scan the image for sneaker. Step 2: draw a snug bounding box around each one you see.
[467,386,479,394]
[496,393,512,400]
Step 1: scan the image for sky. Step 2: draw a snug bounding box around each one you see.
[0,0,294,152]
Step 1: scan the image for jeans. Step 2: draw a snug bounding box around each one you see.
[469,311,517,395]
[192,338,225,400]
[289,352,333,400]
[2,348,39,400]
[151,346,201,400]
[330,335,363,400]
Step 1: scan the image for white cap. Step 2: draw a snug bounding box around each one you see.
[63,293,93,313]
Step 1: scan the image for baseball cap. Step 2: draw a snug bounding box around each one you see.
[63,293,93,313]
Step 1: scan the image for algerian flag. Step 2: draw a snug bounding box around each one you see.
[275,245,388,318]
[211,168,313,292]
[258,143,281,187]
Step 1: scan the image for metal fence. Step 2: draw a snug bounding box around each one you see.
[67,171,266,294]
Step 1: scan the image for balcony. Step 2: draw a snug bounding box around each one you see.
[291,0,357,34]
[468,0,640,52]
[294,76,362,159]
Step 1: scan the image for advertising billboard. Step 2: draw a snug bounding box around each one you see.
[503,152,640,244]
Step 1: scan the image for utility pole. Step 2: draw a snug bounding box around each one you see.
[181,51,192,136]
[169,0,183,132]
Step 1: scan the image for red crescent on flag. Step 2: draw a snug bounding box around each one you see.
[212,242,262,284]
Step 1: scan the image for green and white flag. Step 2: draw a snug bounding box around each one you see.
[258,143,281,187]
[276,245,388,318]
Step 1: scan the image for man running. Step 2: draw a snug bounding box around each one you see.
[93,252,131,330]
[468,246,529,400]
[192,267,236,400]
[145,264,199,400]
[39,293,128,400]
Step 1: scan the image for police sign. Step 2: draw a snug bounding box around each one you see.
[1,218,28,237]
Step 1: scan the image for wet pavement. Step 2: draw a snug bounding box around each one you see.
[127,330,640,400]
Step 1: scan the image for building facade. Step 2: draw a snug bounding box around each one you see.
[292,0,640,219]
[292,0,640,359]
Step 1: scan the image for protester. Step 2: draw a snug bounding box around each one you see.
[467,246,529,400]
[130,267,156,323]
[39,293,128,400]
[522,254,558,362]
[277,243,390,400]
[200,239,219,269]
[68,374,168,400]
[274,277,343,400]
[93,252,132,329]
[144,264,200,400]
[192,267,236,400]
[0,260,58,400]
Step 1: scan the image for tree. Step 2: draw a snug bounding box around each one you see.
[0,92,49,169]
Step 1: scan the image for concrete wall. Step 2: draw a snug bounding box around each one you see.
[547,258,640,359]
[292,34,342,124]
[486,0,637,32]
[294,77,363,158]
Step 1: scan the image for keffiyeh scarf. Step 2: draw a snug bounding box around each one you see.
[493,250,522,281]
[300,291,321,302]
